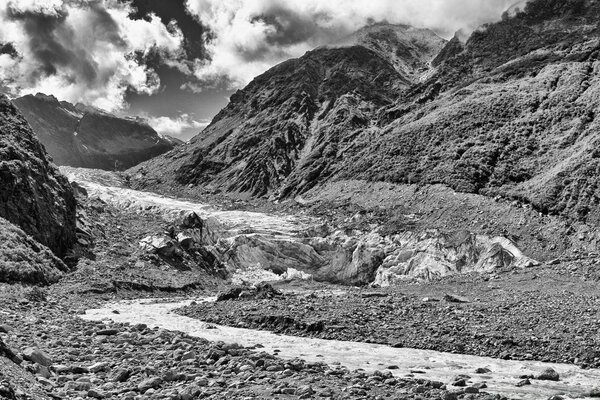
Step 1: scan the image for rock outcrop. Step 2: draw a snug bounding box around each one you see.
[0,94,76,258]
[13,93,176,171]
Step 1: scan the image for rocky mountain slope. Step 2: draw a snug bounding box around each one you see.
[13,94,176,171]
[0,94,76,283]
[132,0,600,224]
[330,23,447,82]
[130,25,445,197]
[0,94,76,257]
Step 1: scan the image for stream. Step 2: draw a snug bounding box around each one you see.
[83,298,600,400]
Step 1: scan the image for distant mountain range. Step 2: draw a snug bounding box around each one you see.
[13,93,180,171]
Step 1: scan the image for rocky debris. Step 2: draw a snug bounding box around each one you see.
[216,283,282,302]
[0,297,503,400]
[178,269,600,368]
[13,93,176,171]
[0,94,76,258]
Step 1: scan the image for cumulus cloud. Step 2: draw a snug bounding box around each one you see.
[185,0,518,89]
[146,114,209,137]
[0,0,185,111]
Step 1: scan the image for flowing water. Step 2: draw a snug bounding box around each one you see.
[83,299,600,400]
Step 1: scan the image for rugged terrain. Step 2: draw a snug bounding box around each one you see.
[13,93,176,171]
[5,1,600,400]
[130,0,600,266]
[0,94,76,260]
[179,265,600,370]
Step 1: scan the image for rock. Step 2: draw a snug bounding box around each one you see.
[96,329,119,336]
[536,368,560,381]
[443,294,470,303]
[139,235,177,257]
[295,385,315,396]
[176,232,195,249]
[179,385,202,400]
[216,287,243,302]
[589,388,600,397]
[516,379,531,387]
[361,292,388,298]
[137,377,162,393]
[474,367,491,374]
[88,362,109,373]
[181,212,204,229]
[109,368,131,383]
[452,378,467,387]
[87,389,105,399]
[22,347,52,367]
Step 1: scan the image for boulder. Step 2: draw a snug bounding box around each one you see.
[139,235,177,257]
[536,368,560,381]
[22,347,52,367]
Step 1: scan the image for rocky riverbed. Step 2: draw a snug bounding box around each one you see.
[0,291,508,400]
[177,268,600,370]
[83,296,600,400]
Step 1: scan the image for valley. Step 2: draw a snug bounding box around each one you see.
[3,1,600,399]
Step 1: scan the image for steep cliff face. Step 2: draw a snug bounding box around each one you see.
[13,94,176,171]
[0,94,76,258]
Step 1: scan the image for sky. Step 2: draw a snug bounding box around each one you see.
[0,0,519,141]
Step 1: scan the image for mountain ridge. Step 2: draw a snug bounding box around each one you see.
[13,93,177,171]
[132,0,600,227]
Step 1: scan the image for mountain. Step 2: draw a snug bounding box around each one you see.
[130,24,446,197]
[13,93,177,171]
[330,23,447,82]
[131,0,600,226]
[0,94,76,283]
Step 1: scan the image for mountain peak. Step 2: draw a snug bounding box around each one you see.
[326,23,447,83]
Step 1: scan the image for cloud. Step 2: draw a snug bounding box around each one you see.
[0,0,185,111]
[146,113,209,137]
[185,0,518,89]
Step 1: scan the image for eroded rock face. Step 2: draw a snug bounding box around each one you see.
[13,93,177,171]
[0,94,76,258]
[0,217,69,285]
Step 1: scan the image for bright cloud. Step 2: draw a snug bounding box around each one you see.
[0,0,184,111]
[185,0,517,89]
[147,114,209,137]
